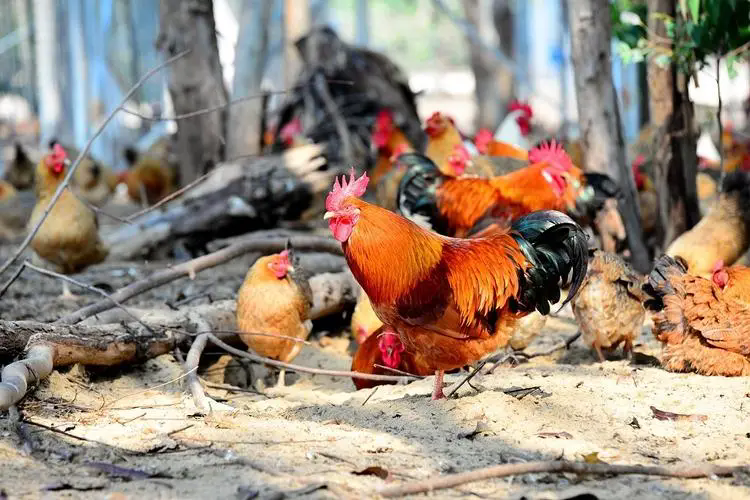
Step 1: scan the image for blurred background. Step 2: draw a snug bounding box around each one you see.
[2,0,747,171]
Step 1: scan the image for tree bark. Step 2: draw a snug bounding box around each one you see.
[568,0,650,272]
[227,1,273,158]
[647,0,700,247]
[157,0,228,184]
[283,0,311,88]
[462,0,510,130]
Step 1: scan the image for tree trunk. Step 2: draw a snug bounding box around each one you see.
[158,0,228,184]
[462,0,506,131]
[568,0,650,272]
[647,0,700,248]
[33,0,62,143]
[227,1,273,159]
[283,0,311,88]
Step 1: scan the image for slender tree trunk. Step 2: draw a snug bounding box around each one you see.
[158,0,228,184]
[33,0,62,143]
[647,0,700,248]
[568,0,650,272]
[227,1,273,159]
[462,0,506,130]
[283,0,311,88]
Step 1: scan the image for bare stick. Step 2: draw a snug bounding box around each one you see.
[207,334,415,384]
[72,191,134,225]
[314,72,353,165]
[184,333,211,412]
[23,261,154,334]
[716,58,725,186]
[125,171,212,222]
[446,361,487,398]
[0,264,26,300]
[0,49,190,281]
[378,460,749,497]
[58,235,342,325]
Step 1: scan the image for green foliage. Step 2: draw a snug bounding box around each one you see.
[612,0,750,79]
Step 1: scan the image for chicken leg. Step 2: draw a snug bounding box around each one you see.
[276,368,286,388]
[431,370,445,400]
[59,280,77,300]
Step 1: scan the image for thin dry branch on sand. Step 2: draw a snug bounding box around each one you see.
[377,460,749,497]
[58,235,343,325]
[0,49,190,283]
[207,333,415,384]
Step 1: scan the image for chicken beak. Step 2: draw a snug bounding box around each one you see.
[287,265,295,273]
[323,211,335,220]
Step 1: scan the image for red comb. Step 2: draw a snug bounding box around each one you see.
[475,128,492,154]
[508,100,533,118]
[280,118,302,142]
[529,140,572,172]
[325,168,369,211]
[373,110,394,148]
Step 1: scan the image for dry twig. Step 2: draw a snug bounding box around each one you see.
[22,261,154,333]
[0,49,190,283]
[378,460,749,497]
[58,235,342,325]
[124,171,212,222]
[207,334,415,384]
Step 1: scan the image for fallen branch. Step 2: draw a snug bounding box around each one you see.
[378,460,749,497]
[183,332,211,412]
[0,49,190,283]
[0,321,185,411]
[207,334,415,384]
[22,261,154,333]
[58,235,342,325]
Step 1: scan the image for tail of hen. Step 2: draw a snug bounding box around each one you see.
[510,210,589,315]
[641,254,688,312]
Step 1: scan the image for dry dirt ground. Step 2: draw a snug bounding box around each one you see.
[0,247,750,500]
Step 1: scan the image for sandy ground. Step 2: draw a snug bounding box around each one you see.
[0,247,750,500]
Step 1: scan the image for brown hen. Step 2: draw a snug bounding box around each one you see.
[643,255,750,376]
[572,250,646,361]
[28,145,108,298]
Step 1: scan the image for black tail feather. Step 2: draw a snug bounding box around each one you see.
[510,210,589,315]
[396,153,450,233]
[642,254,688,312]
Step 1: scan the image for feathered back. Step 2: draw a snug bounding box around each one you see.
[510,210,589,314]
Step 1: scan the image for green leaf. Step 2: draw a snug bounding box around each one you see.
[654,54,673,67]
[688,0,701,23]
[726,54,739,79]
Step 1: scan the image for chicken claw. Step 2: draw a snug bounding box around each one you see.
[431,370,445,400]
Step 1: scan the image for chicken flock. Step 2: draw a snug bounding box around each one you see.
[3,25,750,403]
[239,98,750,400]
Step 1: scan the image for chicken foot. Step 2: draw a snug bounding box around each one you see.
[431,370,445,400]
[59,280,77,300]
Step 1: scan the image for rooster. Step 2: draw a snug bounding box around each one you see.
[398,141,616,238]
[493,100,534,150]
[325,169,588,399]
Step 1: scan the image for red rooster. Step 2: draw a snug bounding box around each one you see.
[397,141,618,238]
[325,170,588,399]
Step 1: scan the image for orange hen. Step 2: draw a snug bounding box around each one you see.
[236,246,313,387]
